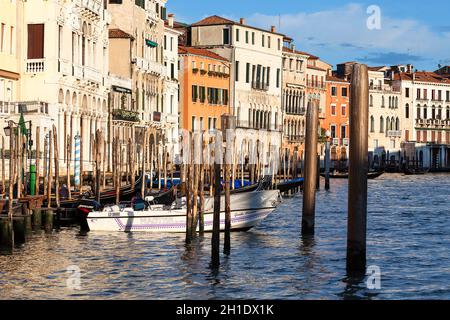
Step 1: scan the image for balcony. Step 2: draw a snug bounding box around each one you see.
[165,114,178,124]
[112,109,140,122]
[332,138,340,146]
[0,101,13,115]
[387,130,402,138]
[58,59,72,76]
[148,60,164,75]
[307,81,326,90]
[78,0,103,18]
[251,81,269,91]
[73,65,84,79]
[416,97,428,102]
[146,9,159,23]
[152,112,162,122]
[288,135,304,142]
[286,107,305,115]
[26,59,45,73]
[84,66,102,84]
[110,75,132,90]
[133,57,149,72]
[341,138,349,146]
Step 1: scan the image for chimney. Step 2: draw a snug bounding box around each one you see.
[240,18,245,25]
[271,26,276,33]
[291,44,296,52]
[168,13,174,28]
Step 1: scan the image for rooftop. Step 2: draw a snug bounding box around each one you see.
[179,46,229,62]
[109,29,135,40]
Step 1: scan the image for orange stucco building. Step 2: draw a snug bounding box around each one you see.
[324,74,351,166]
[179,46,231,131]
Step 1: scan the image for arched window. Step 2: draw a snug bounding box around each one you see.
[382,96,385,107]
[370,116,375,132]
[447,107,450,120]
[396,117,400,131]
[395,97,399,108]
[370,95,373,107]
[380,116,384,133]
[405,103,410,119]
[389,97,392,108]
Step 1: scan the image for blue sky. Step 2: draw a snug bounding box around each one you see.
[168,0,450,71]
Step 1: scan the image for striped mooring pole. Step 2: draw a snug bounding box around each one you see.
[74,133,80,188]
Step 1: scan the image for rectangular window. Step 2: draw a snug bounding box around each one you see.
[266,67,270,86]
[252,32,255,45]
[246,63,250,83]
[27,24,45,59]
[341,87,348,97]
[405,88,410,98]
[417,88,421,99]
[164,35,167,49]
[213,118,217,129]
[223,89,229,105]
[235,28,239,42]
[330,125,336,138]
[341,126,346,139]
[171,63,175,79]
[262,34,265,47]
[277,38,281,50]
[424,89,427,99]
[341,104,346,116]
[331,86,337,96]
[245,31,249,43]
[192,116,196,131]
[192,85,198,102]
[235,61,239,81]
[0,23,4,52]
[268,36,271,48]
[9,26,14,55]
[223,28,230,45]
[208,117,212,130]
[199,86,205,103]
[276,69,280,88]
[331,104,336,116]
[447,91,450,102]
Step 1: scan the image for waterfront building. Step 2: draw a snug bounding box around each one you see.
[324,73,350,168]
[178,46,231,131]
[162,14,182,156]
[189,16,284,157]
[281,40,308,156]
[107,0,167,159]
[394,70,450,169]
[8,0,112,172]
[0,0,20,128]
[305,53,332,158]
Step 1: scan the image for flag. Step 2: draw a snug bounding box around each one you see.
[18,112,28,135]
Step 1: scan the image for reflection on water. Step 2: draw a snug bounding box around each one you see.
[1,174,450,299]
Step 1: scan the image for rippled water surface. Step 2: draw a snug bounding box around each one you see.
[1,173,450,299]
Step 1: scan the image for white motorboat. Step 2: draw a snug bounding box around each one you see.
[86,190,282,233]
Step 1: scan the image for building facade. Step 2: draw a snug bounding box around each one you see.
[0,0,21,125]
[163,14,181,155]
[395,71,450,169]
[107,0,167,159]
[10,0,112,173]
[281,43,308,155]
[178,46,231,131]
[189,16,284,159]
[324,74,350,167]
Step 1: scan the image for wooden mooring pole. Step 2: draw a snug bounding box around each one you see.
[301,98,319,236]
[347,63,369,274]
[211,133,222,268]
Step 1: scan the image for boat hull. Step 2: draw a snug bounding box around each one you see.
[87,190,281,233]
[87,208,274,233]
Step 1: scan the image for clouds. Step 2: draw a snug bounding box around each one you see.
[245,3,450,70]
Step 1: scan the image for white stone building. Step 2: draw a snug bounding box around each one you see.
[189,16,284,162]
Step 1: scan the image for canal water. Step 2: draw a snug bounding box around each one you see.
[1,173,449,299]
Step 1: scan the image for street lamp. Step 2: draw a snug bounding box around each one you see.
[3,125,12,137]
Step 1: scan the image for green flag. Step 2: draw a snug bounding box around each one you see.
[18,112,27,135]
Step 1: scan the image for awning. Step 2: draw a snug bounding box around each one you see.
[145,39,158,48]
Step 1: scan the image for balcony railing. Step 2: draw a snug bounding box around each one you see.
[110,75,132,90]
[0,101,12,115]
[73,65,84,79]
[285,107,306,115]
[79,0,103,17]
[26,59,45,73]
[165,114,178,124]
[307,81,326,89]
[112,109,140,122]
[342,138,349,146]
[84,66,102,83]
[287,135,304,142]
[251,81,269,91]
[59,59,72,76]
[415,118,450,128]
[387,130,402,138]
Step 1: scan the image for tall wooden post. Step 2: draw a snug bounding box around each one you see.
[47,130,53,208]
[95,130,102,203]
[115,136,121,205]
[347,64,369,274]
[211,133,222,268]
[301,98,319,236]
[140,130,147,199]
[53,126,60,208]
[130,138,135,192]
[66,134,72,199]
[8,122,15,219]
[43,133,48,196]
[79,134,83,189]
[17,131,22,199]
[325,140,331,190]
[1,136,5,195]
[35,127,40,195]
[191,133,200,236]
